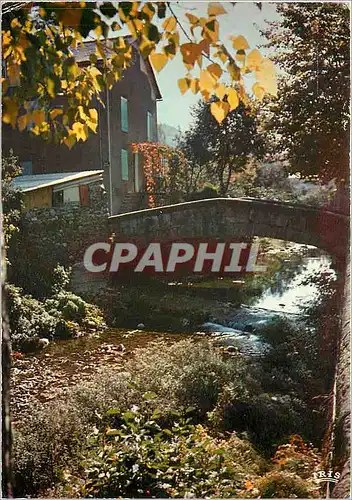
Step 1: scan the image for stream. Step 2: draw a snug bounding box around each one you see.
[200,253,335,355]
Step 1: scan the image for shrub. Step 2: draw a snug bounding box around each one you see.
[259,316,324,398]
[208,385,305,453]
[257,309,336,444]
[63,339,255,425]
[128,339,255,419]
[7,283,105,352]
[6,284,58,351]
[246,435,321,498]
[254,472,314,498]
[2,152,23,252]
[62,403,265,498]
[45,291,105,329]
[272,435,320,479]
[51,264,72,295]
[13,402,89,496]
[12,371,145,496]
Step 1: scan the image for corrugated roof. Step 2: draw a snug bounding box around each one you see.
[12,170,103,192]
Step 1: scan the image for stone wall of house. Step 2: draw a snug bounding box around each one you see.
[7,187,110,298]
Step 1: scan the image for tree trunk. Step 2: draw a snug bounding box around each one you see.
[2,283,13,498]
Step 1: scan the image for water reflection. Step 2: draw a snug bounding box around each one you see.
[201,250,335,355]
[254,256,334,314]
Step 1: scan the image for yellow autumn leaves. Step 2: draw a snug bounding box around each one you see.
[146,3,277,124]
[149,52,169,72]
[2,1,277,143]
[2,12,130,147]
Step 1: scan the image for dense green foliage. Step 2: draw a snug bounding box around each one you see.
[7,274,105,352]
[178,100,263,196]
[2,152,23,252]
[66,404,265,498]
[261,3,350,183]
[7,283,59,352]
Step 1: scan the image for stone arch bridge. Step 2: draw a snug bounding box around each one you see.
[109,198,349,261]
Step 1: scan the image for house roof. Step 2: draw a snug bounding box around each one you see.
[72,37,162,100]
[71,39,115,63]
[12,170,103,192]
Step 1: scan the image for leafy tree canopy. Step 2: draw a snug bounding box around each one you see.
[260,2,350,184]
[1,1,277,147]
[178,98,264,195]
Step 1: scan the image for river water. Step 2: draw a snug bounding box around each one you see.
[200,253,335,355]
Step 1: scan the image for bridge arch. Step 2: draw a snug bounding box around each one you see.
[109,198,349,260]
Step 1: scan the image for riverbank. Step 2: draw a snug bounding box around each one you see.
[11,329,198,423]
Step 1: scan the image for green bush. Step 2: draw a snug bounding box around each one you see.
[45,291,105,329]
[13,402,89,496]
[128,339,256,419]
[208,385,305,453]
[51,264,72,295]
[2,152,23,251]
[6,283,59,351]
[7,283,105,352]
[255,472,312,498]
[271,435,320,479]
[257,312,335,444]
[62,403,265,498]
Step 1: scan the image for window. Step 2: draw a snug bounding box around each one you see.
[52,190,64,206]
[147,111,153,141]
[121,96,128,132]
[133,152,140,192]
[121,149,129,180]
[53,186,80,205]
[64,186,80,204]
[20,160,32,175]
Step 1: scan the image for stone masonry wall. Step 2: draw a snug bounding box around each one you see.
[332,258,351,498]
[110,198,348,259]
[8,192,110,298]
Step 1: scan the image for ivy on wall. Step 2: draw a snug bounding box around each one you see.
[131,142,187,207]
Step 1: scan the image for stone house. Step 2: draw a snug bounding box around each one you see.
[2,37,162,215]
